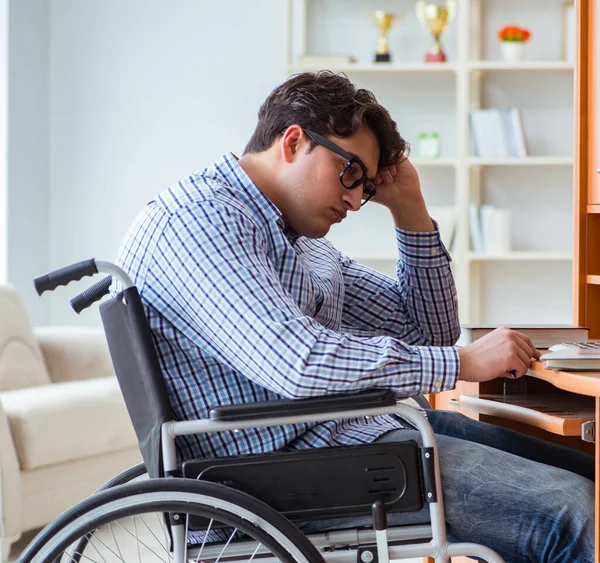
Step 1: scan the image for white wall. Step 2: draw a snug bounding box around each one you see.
[0,0,6,287]
[7,0,50,324]
[45,0,286,325]
[6,0,575,326]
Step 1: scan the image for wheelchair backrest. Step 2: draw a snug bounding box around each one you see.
[100,286,173,479]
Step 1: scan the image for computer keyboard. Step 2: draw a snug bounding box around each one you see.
[551,341,600,350]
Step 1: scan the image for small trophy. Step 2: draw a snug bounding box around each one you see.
[416,1,456,63]
[372,11,396,63]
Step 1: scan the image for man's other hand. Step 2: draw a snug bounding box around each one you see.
[457,326,542,382]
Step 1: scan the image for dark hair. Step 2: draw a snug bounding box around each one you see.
[243,71,408,167]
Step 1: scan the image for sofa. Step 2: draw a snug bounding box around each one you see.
[0,286,142,560]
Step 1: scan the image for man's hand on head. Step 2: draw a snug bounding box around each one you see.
[372,157,435,232]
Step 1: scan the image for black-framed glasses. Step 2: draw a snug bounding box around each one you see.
[303,129,376,206]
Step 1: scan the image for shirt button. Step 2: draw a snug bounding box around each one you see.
[434,381,442,389]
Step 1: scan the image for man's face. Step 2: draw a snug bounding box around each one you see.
[280,125,380,238]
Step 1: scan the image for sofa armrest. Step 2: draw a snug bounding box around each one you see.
[33,326,115,383]
[0,396,22,546]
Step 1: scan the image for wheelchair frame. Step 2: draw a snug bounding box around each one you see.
[21,259,505,563]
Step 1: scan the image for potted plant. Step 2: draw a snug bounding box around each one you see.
[497,25,531,63]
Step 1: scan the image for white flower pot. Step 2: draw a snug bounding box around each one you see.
[501,41,525,63]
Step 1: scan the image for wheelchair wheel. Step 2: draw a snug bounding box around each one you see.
[21,479,325,563]
[93,461,148,492]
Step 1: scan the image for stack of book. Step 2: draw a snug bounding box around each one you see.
[470,107,528,157]
[459,324,600,371]
[458,324,589,349]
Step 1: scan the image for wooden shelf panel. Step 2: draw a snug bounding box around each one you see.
[587,275,600,285]
[458,393,594,436]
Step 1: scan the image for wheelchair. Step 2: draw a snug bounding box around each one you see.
[18,259,505,563]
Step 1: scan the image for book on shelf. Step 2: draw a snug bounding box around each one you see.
[468,203,484,252]
[540,349,600,371]
[469,107,528,158]
[468,204,511,253]
[458,324,590,349]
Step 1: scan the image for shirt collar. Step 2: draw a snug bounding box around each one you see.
[214,152,285,230]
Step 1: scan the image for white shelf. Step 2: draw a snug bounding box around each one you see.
[467,156,574,166]
[468,60,574,72]
[412,158,458,167]
[288,0,576,323]
[287,63,457,74]
[468,251,573,262]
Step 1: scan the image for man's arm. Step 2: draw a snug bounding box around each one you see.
[150,202,460,399]
[339,156,460,346]
[362,157,541,379]
[337,226,460,347]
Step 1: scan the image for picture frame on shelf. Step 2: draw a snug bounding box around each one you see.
[562,1,575,62]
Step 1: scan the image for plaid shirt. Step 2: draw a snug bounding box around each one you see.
[117,152,461,464]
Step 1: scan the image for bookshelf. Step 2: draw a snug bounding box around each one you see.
[285,0,576,324]
[574,0,600,339]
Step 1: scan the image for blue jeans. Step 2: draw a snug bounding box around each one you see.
[300,410,595,563]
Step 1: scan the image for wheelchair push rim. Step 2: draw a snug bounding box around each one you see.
[21,479,325,563]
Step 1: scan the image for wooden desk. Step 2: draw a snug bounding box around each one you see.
[527,361,600,561]
[431,362,599,562]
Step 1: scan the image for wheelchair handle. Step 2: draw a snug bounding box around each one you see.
[34,258,98,295]
[70,276,112,314]
[34,259,135,297]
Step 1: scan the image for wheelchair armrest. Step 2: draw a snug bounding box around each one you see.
[209,389,397,422]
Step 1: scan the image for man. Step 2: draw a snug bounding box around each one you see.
[117,71,594,562]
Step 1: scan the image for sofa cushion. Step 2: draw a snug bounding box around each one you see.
[1,376,138,470]
[0,286,51,392]
[34,326,116,384]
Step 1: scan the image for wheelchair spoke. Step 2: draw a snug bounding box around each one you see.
[193,518,214,563]
[87,527,127,562]
[248,542,262,562]
[88,533,112,563]
[132,512,140,563]
[114,519,169,561]
[108,523,125,562]
[138,514,172,558]
[214,528,238,563]
[156,512,172,560]
[63,549,101,563]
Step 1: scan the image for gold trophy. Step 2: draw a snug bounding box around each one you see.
[416,1,456,63]
[372,11,396,63]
